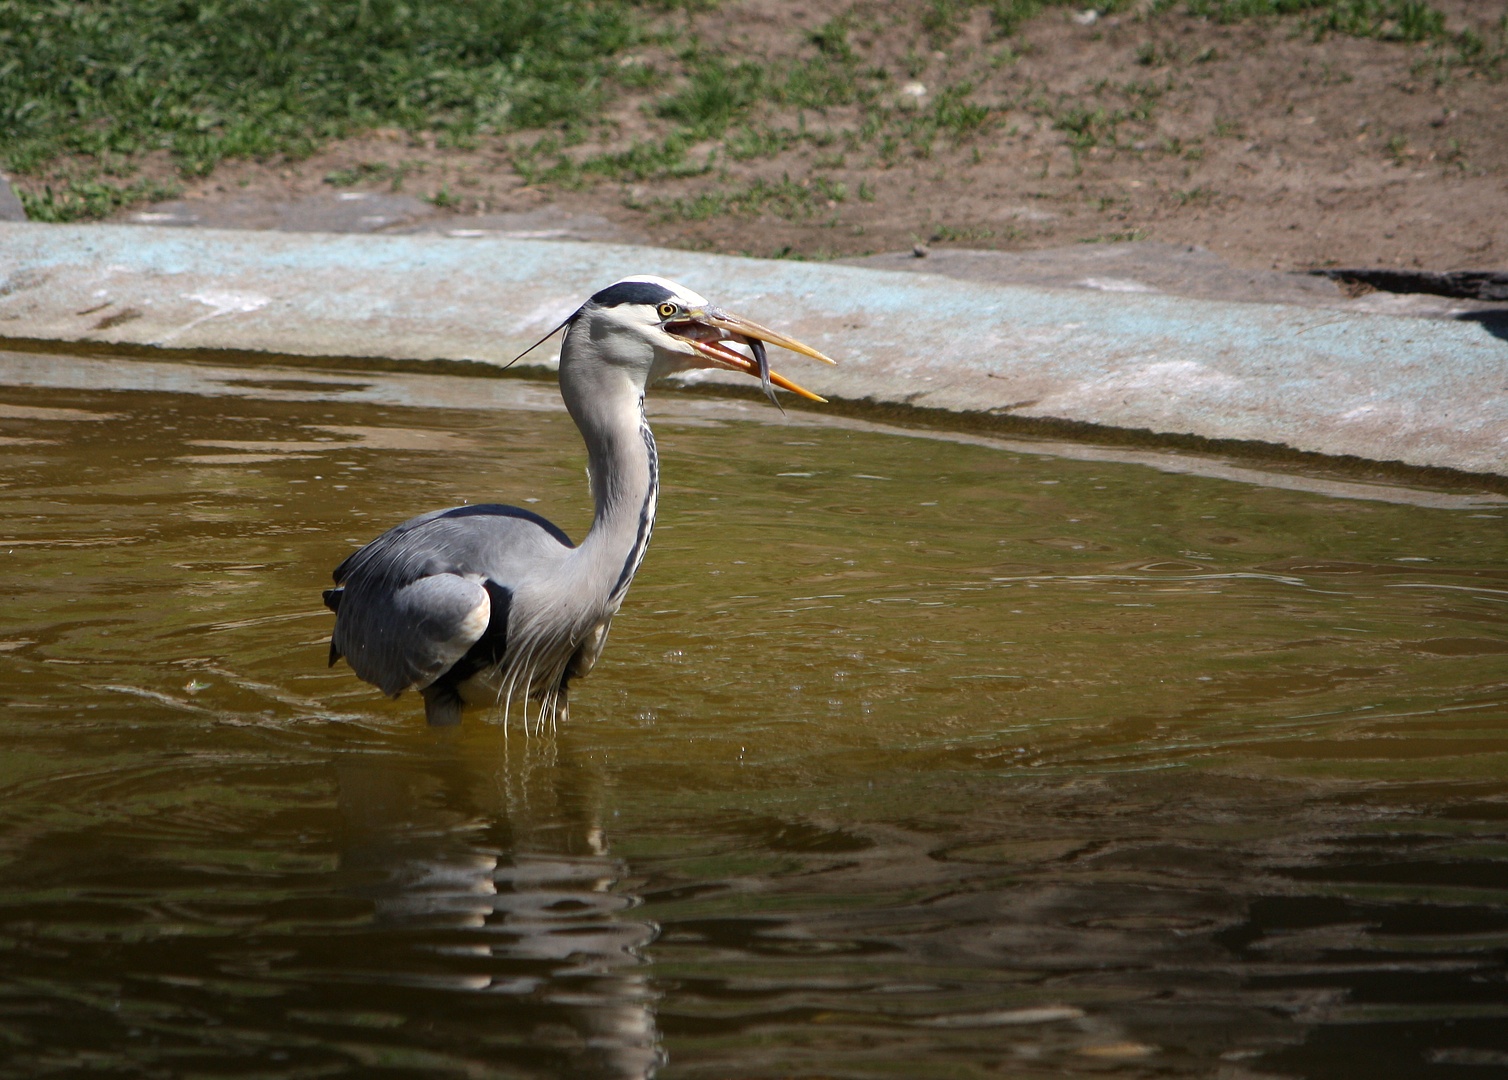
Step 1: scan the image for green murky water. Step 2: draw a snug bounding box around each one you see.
[2,349,1507,1078]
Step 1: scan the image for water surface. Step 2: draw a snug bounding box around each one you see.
[1,350,1506,1078]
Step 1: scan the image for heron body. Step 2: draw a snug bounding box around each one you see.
[323,277,834,728]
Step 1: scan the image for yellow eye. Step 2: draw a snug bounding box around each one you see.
[657,302,677,319]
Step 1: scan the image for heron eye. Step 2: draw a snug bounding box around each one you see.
[657,302,678,319]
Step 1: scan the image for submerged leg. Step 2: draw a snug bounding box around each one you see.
[421,683,464,727]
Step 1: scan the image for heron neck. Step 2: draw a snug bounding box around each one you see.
[562,362,659,609]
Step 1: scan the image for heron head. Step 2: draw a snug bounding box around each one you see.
[568,276,835,403]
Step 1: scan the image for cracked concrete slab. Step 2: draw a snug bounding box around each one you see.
[1,222,1503,476]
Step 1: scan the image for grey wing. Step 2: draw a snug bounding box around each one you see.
[325,504,574,697]
[333,571,491,696]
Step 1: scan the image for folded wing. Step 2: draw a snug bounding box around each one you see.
[325,504,575,699]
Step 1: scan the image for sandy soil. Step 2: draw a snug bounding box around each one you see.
[107,1,1508,275]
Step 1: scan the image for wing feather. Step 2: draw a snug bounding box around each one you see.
[343,573,489,696]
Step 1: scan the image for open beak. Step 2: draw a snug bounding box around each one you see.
[667,308,836,403]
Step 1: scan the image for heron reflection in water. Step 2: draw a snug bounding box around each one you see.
[324,277,834,729]
[337,738,661,1079]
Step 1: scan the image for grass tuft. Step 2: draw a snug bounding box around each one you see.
[18,177,181,223]
[656,54,766,138]
[1182,0,1451,43]
[641,175,848,223]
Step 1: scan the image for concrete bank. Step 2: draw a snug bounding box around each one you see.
[1,222,1503,475]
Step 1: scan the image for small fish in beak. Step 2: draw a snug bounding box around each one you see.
[748,337,777,409]
[668,306,836,405]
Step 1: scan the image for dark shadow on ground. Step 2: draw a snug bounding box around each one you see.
[1456,310,1508,343]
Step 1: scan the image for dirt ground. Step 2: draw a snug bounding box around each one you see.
[105,1,1508,275]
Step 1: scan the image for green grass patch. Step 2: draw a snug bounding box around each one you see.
[1414,15,1508,83]
[930,84,995,137]
[0,0,647,179]
[581,136,704,182]
[1313,0,1445,41]
[1181,0,1448,41]
[1173,185,1217,205]
[1080,227,1149,243]
[640,175,848,223]
[1053,104,1121,150]
[513,130,714,187]
[18,176,182,223]
[982,0,1136,39]
[656,54,766,138]
[1042,78,1162,155]
[426,184,460,208]
[323,161,417,190]
[928,223,1008,243]
[777,19,874,110]
[726,125,798,161]
[864,84,999,163]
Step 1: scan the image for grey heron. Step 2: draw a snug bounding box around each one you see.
[323,276,835,729]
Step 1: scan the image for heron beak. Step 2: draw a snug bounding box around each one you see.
[667,308,836,403]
